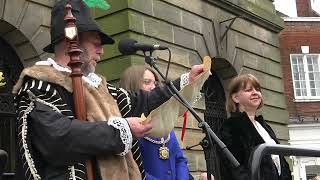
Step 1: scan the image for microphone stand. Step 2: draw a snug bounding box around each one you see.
[186,137,215,180]
[144,55,240,180]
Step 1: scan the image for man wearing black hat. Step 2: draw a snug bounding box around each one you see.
[13,0,204,180]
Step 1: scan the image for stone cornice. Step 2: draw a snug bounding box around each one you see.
[204,0,284,33]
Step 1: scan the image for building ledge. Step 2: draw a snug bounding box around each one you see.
[283,17,320,22]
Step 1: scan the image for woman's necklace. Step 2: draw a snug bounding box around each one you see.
[144,134,171,160]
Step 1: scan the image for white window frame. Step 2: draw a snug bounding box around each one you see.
[290,54,320,102]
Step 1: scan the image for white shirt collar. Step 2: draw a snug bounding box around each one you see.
[35,58,102,88]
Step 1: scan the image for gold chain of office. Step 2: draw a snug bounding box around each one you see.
[144,134,171,160]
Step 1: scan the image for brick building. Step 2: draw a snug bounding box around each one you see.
[0,0,287,179]
[278,0,320,179]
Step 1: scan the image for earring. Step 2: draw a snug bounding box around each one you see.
[235,103,240,112]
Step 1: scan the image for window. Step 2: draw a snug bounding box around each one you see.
[291,54,320,101]
[311,0,320,15]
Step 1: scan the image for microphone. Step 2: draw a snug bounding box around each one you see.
[118,38,168,55]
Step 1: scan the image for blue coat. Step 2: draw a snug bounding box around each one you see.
[140,131,189,180]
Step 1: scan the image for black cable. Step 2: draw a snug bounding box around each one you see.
[165,48,171,80]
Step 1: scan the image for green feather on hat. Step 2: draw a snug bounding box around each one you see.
[82,0,110,10]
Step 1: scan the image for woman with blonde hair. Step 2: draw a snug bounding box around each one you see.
[120,65,190,180]
[219,74,292,180]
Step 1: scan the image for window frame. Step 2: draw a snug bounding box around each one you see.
[290,53,320,102]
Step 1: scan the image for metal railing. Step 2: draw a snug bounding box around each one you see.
[249,144,320,180]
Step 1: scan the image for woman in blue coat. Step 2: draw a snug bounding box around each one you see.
[120,65,190,180]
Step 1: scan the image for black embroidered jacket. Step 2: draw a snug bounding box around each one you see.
[15,76,181,180]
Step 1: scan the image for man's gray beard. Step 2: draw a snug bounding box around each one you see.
[81,62,95,75]
[79,46,95,75]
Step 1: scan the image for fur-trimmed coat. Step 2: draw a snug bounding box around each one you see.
[13,65,181,180]
[219,112,292,180]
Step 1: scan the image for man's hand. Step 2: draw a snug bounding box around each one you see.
[126,117,152,138]
[189,64,204,82]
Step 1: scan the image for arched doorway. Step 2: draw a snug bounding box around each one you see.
[202,71,227,180]
[0,37,24,179]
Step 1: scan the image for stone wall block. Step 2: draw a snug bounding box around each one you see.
[129,12,144,33]
[201,19,219,57]
[188,51,202,67]
[184,150,202,171]
[194,34,209,59]
[242,67,283,92]
[258,105,289,124]
[19,3,44,40]
[128,0,153,16]
[97,11,129,35]
[261,89,287,109]
[28,0,56,7]
[268,123,290,140]
[175,116,193,129]
[173,27,195,50]
[182,11,201,33]
[153,0,182,26]
[156,60,187,79]
[175,129,205,150]
[154,45,190,66]
[15,42,37,61]
[237,48,282,77]
[143,17,173,42]
[0,0,5,19]
[3,0,27,27]
[31,26,51,54]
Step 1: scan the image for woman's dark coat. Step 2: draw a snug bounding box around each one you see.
[219,112,292,180]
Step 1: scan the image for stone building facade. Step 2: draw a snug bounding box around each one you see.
[0,0,287,179]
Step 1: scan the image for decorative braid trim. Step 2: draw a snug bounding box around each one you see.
[192,92,202,105]
[119,88,131,110]
[25,90,75,180]
[20,98,41,180]
[180,72,190,89]
[27,90,61,113]
[107,117,133,156]
[68,166,76,180]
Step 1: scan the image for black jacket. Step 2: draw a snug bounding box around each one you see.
[15,76,181,180]
[219,112,292,180]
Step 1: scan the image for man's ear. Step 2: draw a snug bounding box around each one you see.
[232,93,239,103]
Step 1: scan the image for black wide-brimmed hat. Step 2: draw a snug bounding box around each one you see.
[43,0,114,53]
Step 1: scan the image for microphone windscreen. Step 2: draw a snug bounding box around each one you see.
[118,38,137,55]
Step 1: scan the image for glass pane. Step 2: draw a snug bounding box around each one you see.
[309,73,314,80]
[311,89,316,96]
[313,56,319,64]
[298,56,304,64]
[299,65,305,72]
[307,56,312,64]
[294,73,300,80]
[302,89,307,96]
[292,58,297,65]
[301,81,306,88]
[315,72,320,80]
[310,81,315,88]
[293,65,298,73]
[301,73,306,80]
[317,88,320,96]
[295,82,300,88]
[308,65,314,71]
[296,89,301,96]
